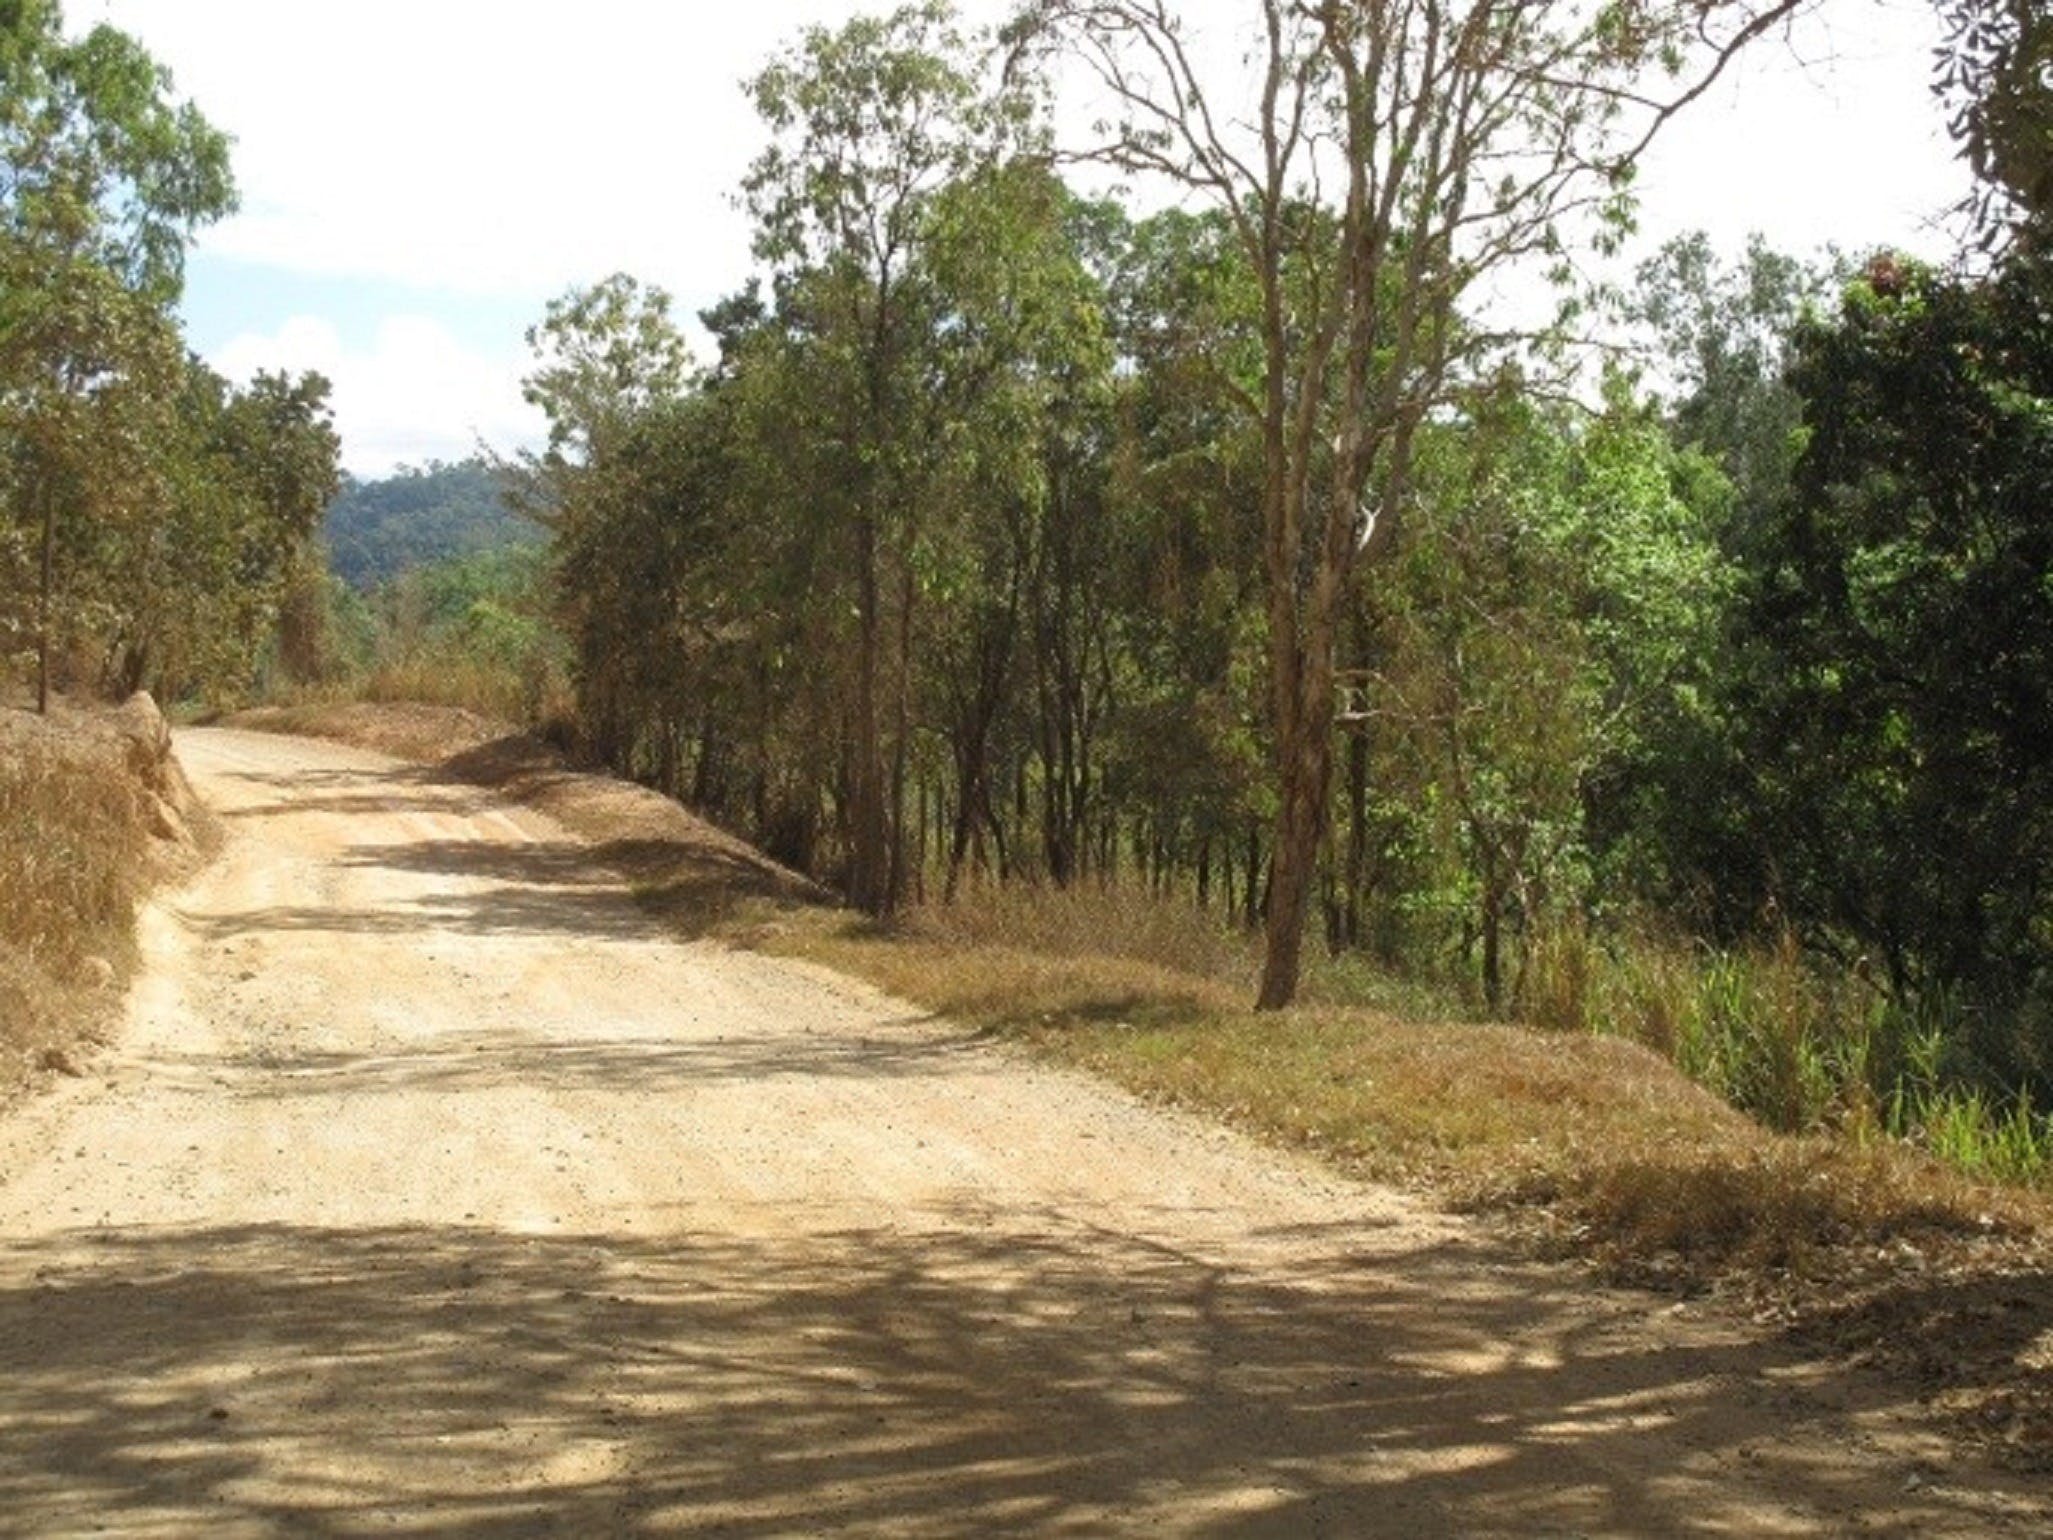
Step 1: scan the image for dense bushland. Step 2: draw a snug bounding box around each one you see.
[482,5,2053,1177]
[298,544,567,725]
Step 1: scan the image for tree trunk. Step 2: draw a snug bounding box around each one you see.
[1343,725,1369,949]
[1482,865,1505,1016]
[36,481,54,716]
[943,602,1015,901]
[945,776,979,902]
[1243,818,1262,929]
[1257,584,1342,1008]
[1257,712,1334,1009]
[884,560,916,911]
[848,509,892,916]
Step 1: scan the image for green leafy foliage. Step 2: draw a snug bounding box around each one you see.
[1725,251,2053,1077]
[1933,0,2052,247]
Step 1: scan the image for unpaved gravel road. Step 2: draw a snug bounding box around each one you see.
[2,727,2049,1536]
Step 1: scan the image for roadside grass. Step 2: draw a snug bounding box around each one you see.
[0,703,155,1095]
[772,887,2043,1290]
[1526,923,2053,1189]
[352,654,549,726]
[247,648,550,735]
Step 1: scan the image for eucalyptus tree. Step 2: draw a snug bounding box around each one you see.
[0,244,181,702]
[915,164,1116,897]
[1625,232,1832,516]
[0,0,233,301]
[521,273,695,467]
[1094,205,1269,905]
[518,273,697,765]
[221,369,342,683]
[1004,0,1808,1007]
[742,1,1046,914]
[88,361,335,699]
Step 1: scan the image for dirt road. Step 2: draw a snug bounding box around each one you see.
[0,728,2046,1536]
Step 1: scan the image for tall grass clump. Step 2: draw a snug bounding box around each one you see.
[1546,923,2053,1182]
[0,739,148,976]
[0,723,154,1079]
[908,878,1259,990]
[358,651,557,725]
[1873,995,2053,1185]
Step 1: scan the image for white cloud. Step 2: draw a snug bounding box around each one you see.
[85,0,1970,306]
[213,316,542,477]
[82,0,945,305]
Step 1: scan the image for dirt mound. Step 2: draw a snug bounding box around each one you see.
[105,693,211,867]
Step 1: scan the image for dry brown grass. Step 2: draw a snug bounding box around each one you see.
[766,883,2049,1285]
[256,653,548,727]
[0,699,184,1100]
[226,700,511,764]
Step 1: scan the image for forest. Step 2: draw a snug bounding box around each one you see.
[7,0,2052,1173]
[324,458,540,590]
[486,0,2053,1165]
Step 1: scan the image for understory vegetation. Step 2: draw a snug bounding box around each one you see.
[299,542,567,726]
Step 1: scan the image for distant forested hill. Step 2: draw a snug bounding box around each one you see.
[323,458,541,589]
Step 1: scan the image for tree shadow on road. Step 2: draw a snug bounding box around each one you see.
[181,830,803,948]
[202,769,824,946]
[1,1216,2043,1537]
[130,1020,984,1101]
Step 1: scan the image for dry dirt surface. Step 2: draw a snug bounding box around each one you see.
[2,728,2050,1537]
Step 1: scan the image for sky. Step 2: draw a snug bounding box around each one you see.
[79,0,1973,478]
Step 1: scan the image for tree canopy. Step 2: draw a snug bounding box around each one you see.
[1,0,337,705]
